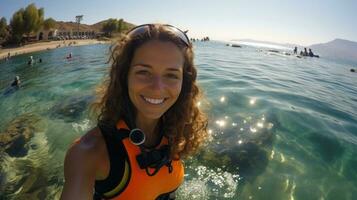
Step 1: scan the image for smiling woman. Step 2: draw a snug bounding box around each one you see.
[59,24,208,200]
[128,40,184,124]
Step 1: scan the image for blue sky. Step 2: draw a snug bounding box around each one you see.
[1,0,356,45]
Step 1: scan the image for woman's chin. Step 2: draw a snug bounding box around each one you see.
[139,112,164,121]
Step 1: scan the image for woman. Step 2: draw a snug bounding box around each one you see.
[60,24,207,200]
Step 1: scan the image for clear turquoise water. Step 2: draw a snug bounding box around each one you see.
[0,42,356,199]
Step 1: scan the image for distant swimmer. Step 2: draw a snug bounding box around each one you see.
[66,52,72,59]
[304,48,308,56]
[308,49,314,57]
[28,56,34,65]
[351,69,356,72]
[38,58,42,63]
[11,76,21,87]
[3,76,21,96]
[293,46,297,54]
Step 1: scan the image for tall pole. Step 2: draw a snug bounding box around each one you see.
[75,15,83,37]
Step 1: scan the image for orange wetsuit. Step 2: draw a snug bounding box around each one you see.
[94,120,184,200]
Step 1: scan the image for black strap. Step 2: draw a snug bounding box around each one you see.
[156,189,177,200]
[98,121,129,140]
[94,123,130,198]
[137,145,173,176]
[94,121,174,198]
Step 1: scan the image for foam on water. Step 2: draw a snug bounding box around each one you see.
[72,118,91,133]
[177,165,239,199]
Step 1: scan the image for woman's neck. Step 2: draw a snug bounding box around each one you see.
[135,116,161,147]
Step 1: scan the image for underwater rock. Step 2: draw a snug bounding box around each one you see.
[307,133,344,163]
[18,166,48,199]
[343,158,357,182]
[50,95,94,122]
[0,113,42,157]
[200,141,269,179]
[198,116,276,182]
[0,160,50,199]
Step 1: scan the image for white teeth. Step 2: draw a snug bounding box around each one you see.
[143,96,165,104]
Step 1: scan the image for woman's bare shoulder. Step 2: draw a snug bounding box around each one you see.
[61,127,107,199]
[67,127,106,162]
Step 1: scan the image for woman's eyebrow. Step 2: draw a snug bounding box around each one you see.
[131,63,152,68]
[132,63,182,72]
[167,67,182,72]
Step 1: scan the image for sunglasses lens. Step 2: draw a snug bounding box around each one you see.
[127,25,150,37]
[165,26,190,46]
[127,24,190,47]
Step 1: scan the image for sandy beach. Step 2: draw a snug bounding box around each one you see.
[0,39,109,59]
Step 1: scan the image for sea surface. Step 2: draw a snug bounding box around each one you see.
[0,41,356,200]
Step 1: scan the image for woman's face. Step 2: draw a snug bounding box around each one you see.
[128,40,184,121]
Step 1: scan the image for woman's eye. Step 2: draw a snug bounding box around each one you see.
[136,70,150,75]
[166,73,179,79]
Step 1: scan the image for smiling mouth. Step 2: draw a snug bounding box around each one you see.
[141,95,167,105]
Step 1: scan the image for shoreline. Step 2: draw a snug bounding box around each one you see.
[0,39,110,59]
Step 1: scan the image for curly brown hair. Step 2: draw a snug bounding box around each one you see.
[91,24,208,159]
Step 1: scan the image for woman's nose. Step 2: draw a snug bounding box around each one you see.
[150,75,164,91]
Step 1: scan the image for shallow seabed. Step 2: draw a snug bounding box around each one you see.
[0,42,356,199]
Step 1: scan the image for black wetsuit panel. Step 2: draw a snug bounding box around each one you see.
[94,124,129,199]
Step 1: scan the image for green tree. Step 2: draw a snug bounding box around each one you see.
[43,18,56,30]
[117,18,123,33]
[23,4,43,38]
[36,8,44,32]
[0,17,7,39]
[8,4,46,44]
[117,19,129,33]
[10,8,25,43]
[102,18,118,37]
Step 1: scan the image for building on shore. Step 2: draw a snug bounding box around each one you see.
[36,21,101,41]
[37,29,56,40]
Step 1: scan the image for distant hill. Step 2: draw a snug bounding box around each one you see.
[54,21,94,31]
[90,19,135,32]
[309,39,357,64]
[53,19,135,32]
[232,38,357,64]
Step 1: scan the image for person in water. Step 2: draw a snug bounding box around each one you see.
[300,50,304,56]
[304,48,308,56]
[28,56,34,65]
[293,46,297,54]
[308,49,314,57]
[11,76,21,87]
[60,24,208,200]
[3,76,21,96]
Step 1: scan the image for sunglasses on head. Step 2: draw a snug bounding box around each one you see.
[126,24,191,47]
